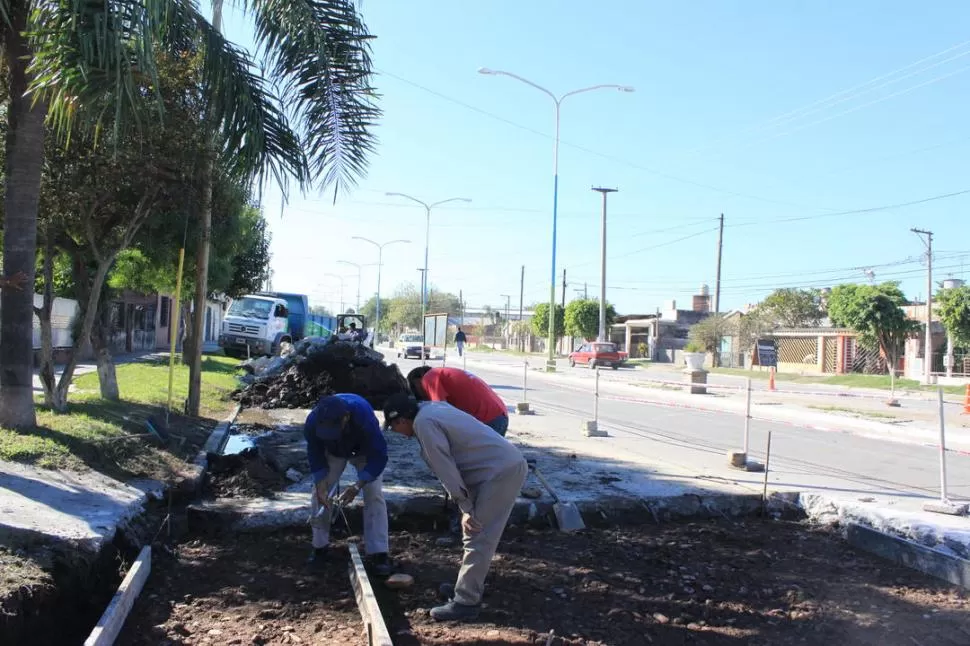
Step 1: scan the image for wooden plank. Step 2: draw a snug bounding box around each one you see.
[84,545,152,646]
[347,543,393,646]
[847,523,970,590]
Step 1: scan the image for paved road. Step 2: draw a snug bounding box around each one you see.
[458,360,970,508]
[450,350,968,431]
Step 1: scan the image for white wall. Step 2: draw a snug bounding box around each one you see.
[31,294,78,349]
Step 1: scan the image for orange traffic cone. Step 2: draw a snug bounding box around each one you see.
[768,367,777,392]
[963,384,970,415]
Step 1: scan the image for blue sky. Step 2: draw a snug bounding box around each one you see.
[218,1,970,316]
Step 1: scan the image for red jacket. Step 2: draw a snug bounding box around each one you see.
[421,368,507,424]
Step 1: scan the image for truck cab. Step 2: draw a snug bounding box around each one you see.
[218,295,291,358]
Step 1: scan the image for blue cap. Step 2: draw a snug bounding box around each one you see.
[313,395,349,439]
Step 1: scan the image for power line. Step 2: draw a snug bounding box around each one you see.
[676,39,970,159]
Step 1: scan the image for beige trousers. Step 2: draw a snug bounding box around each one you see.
[309,453,388,555]
[453,459,528,606]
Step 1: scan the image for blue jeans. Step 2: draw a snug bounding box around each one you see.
[485,414,509,437]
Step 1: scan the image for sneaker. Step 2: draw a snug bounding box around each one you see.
[367,552,392,578]
[307,546,330,568]
[430,600,480,622]
[438,583,455,600]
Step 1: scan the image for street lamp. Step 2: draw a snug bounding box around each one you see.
[385,192,471,353]
[479,67,634,370]
[351,237,411,340]
[323,273,345,313]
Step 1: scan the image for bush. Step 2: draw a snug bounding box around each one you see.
[684,341,705,353]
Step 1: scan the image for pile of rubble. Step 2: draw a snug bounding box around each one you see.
[230,337,408,409]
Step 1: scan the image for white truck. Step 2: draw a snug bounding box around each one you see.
[218,294,292,358]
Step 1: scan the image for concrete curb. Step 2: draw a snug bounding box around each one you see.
[186,403,242,493]
[186,490,775,534]
[846,523,969,590]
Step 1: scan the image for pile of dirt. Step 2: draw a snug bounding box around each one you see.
[231,337,408,410]
[119,521,969,646]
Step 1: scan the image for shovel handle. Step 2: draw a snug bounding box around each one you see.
[530,466,561,504]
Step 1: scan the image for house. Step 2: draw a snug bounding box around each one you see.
[610,289,714,362]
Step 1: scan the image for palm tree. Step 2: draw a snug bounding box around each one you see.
[0,0,378,427]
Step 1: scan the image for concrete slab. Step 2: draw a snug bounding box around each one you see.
[0,461,148,558]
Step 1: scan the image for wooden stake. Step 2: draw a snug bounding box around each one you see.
[761,431,772,516]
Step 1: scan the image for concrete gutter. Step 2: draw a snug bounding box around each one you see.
[184,403,243,493]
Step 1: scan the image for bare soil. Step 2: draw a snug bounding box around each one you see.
[119,520,969,645]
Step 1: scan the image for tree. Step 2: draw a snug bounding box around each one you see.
[736,309,776,357]
[33,52,213,410]
[310,304,333,317]
[384,283,460,331]
[759,288,826,327]
[0,0,378,428]
[936,285,970,348]
[688,314,734,354]
[565,299,617,341]
[359,296,390,328]
[828,282,917,396]
[531,302,565,340]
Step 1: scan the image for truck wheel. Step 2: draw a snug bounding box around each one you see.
[569,358,575,368]
[611,365,619,370]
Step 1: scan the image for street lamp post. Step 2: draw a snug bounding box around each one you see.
[351,237,410,341]
[323,273,345,313]
[385,192,471,355]
[337,261,363,313]
[479,67,633,371]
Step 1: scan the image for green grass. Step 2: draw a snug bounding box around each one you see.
[710,367,964,395]
[0,355,241,480]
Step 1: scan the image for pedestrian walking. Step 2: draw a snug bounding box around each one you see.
[407,366,509,436]
[454,327,467,356]
[382,393,527,622]
[304,393,392,576]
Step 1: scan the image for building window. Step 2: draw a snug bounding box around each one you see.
[160,297,170,328]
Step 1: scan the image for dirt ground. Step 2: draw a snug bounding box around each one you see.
[119,519,969,646]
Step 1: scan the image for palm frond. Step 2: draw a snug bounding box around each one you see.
[27,0,307,194]
[245,0,380,197]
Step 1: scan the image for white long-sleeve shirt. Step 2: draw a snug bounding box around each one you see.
[413,402,525,514]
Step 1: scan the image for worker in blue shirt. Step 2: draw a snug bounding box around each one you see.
[304,393,391,575]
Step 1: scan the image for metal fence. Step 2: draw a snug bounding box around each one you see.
[931,351,970,376]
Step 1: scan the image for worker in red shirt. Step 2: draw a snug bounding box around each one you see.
[406,366,509,436]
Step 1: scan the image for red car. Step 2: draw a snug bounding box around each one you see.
[569,342,627,369]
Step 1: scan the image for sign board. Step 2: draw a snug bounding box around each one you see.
[755,339,778,368]
[423,313,449,359]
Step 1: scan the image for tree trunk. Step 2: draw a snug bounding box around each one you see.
[187,150,214,415]
[52,258,113,411]
[180,301,194,365]
[0,4,46,428]
[36,237,57,407]
[90,308,119,401]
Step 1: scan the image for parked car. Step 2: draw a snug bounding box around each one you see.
[396,333,430,360]
[569,342,627,369]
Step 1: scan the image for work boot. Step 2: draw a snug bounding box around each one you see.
[430,600,481,622]
[307,546,330,568]
[438,583,455,601]
[367,552,392,578]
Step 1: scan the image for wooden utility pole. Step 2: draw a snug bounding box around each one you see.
[712,213,725,367]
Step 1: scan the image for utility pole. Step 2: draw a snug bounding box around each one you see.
[592,187,618,341]
[518,266,525,351]
[712,213,725,367]
[912,228,933,385]
[459,289,464,327]
[560,268,567,355]
[501,294,511,348]
[714,213,724,315]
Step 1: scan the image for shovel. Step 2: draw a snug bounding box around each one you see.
[529,465,585,531]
